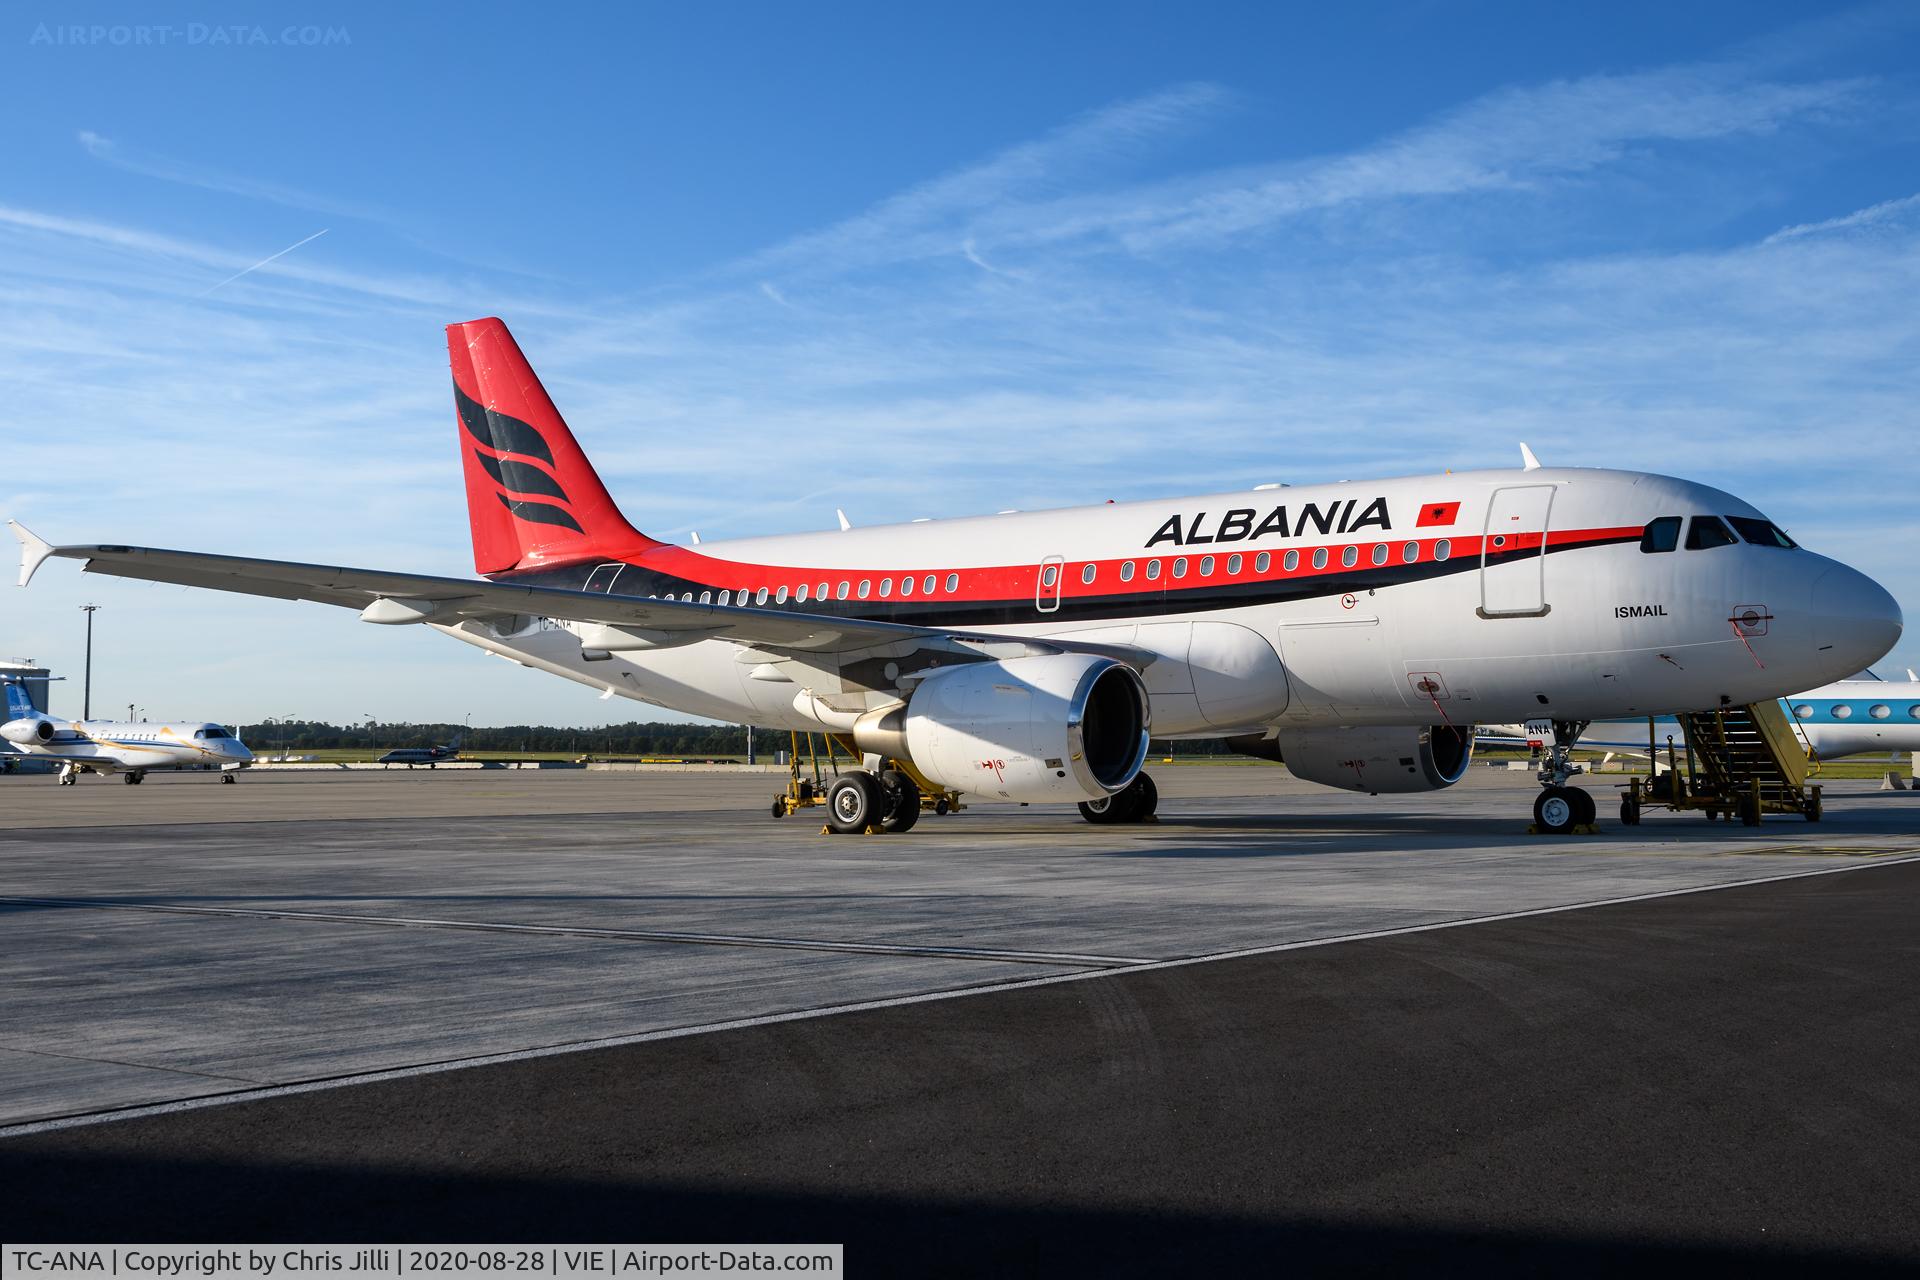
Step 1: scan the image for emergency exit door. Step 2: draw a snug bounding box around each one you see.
[1035,556,1065,613]
[1479,485,1554,617]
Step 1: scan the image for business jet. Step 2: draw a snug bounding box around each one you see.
[1,678,254,784]
[8,318,1902,832]
[1494,669,1920,770]
[377,736,462,768]
[1785,669,1920,765]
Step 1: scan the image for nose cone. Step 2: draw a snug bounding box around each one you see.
[1812,564,1902,676]
[227,740,255,765]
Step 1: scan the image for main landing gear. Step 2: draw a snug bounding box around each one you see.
[1532,720,1596,836]
[58,764,80,786]
[770,732,961,835]
[1079,772,1158,824]
[122,770,146,785]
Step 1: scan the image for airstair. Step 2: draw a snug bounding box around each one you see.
[1621,700,1821,825]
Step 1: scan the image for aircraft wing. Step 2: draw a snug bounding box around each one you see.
[9,524,1148,669]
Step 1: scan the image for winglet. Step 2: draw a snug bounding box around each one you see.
[836,508,851,531]
[8,521,54,588]
[1519,443,1542,472]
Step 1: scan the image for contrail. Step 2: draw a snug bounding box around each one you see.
[197,227,328,297]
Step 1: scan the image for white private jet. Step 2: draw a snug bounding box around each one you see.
[8,317,1902,831]
[1,678,254,785]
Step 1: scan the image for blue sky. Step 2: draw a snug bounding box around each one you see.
[2,1,1917,726]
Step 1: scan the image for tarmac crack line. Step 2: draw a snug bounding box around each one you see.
[0,1042,267,1086]
[0,896,1155,968]
[5,852,1918,1141]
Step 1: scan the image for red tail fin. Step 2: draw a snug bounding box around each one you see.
[447,317,656,576]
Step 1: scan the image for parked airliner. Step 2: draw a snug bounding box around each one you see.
[1,678,254,784]
[8,317,1902,831]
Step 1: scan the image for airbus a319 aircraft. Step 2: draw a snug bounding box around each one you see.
[1,678,254,785]
[8,318,1903,831]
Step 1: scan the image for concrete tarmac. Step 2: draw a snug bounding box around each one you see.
[2,765,1917,1268]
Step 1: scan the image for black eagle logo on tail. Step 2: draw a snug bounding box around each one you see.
[456,385,584,534]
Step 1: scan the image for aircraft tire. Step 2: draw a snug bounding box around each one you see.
[879,769,921,833]
[1129,772,1159,821]
[770,795,787,818]
[221,773,236,784]
[1079,786,1139,825]
[1533,787,1578,835]
[1568,786,1595,827]
[826,771,883,834]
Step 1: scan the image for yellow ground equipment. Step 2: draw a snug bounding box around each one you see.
[769,732,964,832]
[1620,701,1821,826]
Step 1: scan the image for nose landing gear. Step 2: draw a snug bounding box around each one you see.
[1532,720,1597,835]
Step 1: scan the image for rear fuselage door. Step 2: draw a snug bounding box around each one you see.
[584,563,625,594]
[1479,485,1555,618]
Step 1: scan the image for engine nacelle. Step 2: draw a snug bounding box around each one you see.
[1272,724,1473,794]
[1,716,55,746]
[855,653,1150,803]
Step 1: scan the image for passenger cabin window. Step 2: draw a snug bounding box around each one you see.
[1870,704,1891,720]
[1435,539,1451,561]
[1082,563,1097,585]
[837,581,851,600]
[1341,546,1359,568]
[1685,516,1738,550]
[1227,554,1242,575]
[775,586,789,604]
[817,581,828,600]
[795,584,809,603]
[1172,558,1187,579]
[1792,704,1814,719]
[858,580,872,599]
[923,575,937,594]
[755,587,769,605]
[944,573,958,593]
[900,576,914,597]
[1832,704,1854,719]
[1371,544,1388,566]
[719,591,731,606]
[1258,552,1273,573]
[879,578,892,597]
[1726,516,1797,548]
[1312,548,1328,570]
[1199,556,1214,576]
[1279,551,1294,573]
[1145,560,1162,581]
[1402,542,1418,563]
[1640,517,1682,553]
[699,591,712,604]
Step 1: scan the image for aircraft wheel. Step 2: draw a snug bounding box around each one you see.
[1567,786,1595,828]
[221,773,236,784]
[1128,772,1159,821]
[1533,787,1579,835]
[934,796,951,816]
[123,772,140,786]
[770,795,787,819]
[1079,786,1138,825]
[879,769,921,833]
[826,771,883,834]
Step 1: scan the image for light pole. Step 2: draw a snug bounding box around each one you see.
[79,604,99,719]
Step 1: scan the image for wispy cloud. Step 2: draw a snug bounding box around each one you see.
[1764,191,1920,242]
[79,130,388,223]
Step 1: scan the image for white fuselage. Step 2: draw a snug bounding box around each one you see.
[431,466,1901,736]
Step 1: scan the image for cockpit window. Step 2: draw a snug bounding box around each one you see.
[199,726,230,739]
[1685,516,1737,550]
[1639,517,1681,553]
[1725,516,1797,549]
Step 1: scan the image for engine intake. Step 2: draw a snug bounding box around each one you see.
[1266,724,1473,794]
[854,652,1150,803]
